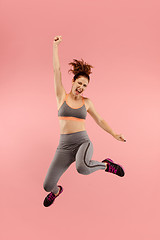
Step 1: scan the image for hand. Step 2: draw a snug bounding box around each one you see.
[53,35,62,46]
[113,133,126,142]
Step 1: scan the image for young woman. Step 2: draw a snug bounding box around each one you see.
[43,36,126,207]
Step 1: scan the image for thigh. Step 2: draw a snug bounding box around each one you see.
[44,148,75,186]
[75,140,93,167]
[75,140,105,174]
[76,140,93,159]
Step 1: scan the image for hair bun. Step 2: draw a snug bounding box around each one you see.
[68,58,94,77]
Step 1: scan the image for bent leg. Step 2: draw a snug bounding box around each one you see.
[75,140,106,175]
[43,148,75,194]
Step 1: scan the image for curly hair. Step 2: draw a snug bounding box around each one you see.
[68,58,94,83]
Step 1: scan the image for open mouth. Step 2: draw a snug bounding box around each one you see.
[76,88,82,94]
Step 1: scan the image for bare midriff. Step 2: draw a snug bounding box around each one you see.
[57,93,89,134]
[59,118,86,134]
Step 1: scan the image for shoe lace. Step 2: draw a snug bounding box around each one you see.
[48,192,56,201]
[108,163,118,174]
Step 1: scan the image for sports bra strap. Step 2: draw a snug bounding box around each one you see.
[82,96,85,104]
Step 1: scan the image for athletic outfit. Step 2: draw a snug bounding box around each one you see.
[43,93,125,207]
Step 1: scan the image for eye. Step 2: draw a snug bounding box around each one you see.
[78,82,87,87]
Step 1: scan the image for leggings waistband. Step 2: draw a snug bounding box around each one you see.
[59,130,90,144]
[60,130,87,136]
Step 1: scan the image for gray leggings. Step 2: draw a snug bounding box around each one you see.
[43,130,106,194]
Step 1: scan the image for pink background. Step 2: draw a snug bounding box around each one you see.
[1,0,160,239]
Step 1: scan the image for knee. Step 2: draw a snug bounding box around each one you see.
[76,166,83,174]
[76,165,89,175]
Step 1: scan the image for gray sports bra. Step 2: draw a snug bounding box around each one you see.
[58,94,87,121]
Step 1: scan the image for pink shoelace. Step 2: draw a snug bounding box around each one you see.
[48,192,56,201]
[107,163,118,174]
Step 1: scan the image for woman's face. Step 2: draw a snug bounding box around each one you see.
[72,76,89,96]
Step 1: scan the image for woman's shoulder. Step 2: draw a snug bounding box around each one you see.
[83,96,89,103]
[83,96,90,111]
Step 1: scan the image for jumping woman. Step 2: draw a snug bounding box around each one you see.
[43,35,126,207]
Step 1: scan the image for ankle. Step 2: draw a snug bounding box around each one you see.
[54,187,60,196]
[105,162,108,170]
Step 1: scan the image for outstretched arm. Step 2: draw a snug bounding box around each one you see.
[53,38,60,70]
[53,36,65,97]
[87,98,115,136]
[87,98,126,142]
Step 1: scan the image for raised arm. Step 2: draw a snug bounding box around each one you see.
[53,36,65,98]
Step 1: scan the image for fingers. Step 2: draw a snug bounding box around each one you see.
[53,36,62,45]
[120,134,126,142]
[54,36,62,41]
[122,136,126,142]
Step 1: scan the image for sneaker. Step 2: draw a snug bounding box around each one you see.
[102,158,125,177]
[43,185,63,207]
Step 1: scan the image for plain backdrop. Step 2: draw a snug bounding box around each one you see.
[0,0,160,240]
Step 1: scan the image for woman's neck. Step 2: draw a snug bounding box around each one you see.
[69,90,82,100]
